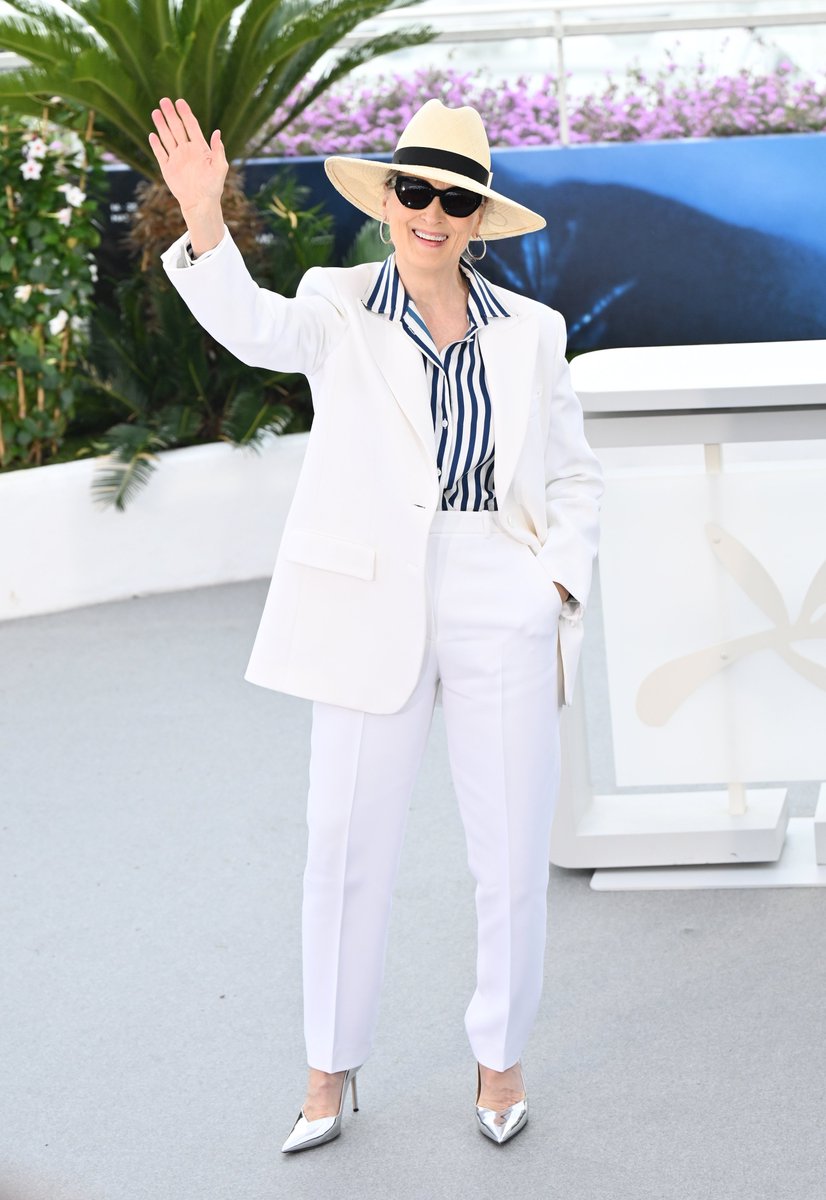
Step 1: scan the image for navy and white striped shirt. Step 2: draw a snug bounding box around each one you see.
[363,253,511,511]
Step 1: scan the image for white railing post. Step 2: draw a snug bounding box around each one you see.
[555,8,570,147]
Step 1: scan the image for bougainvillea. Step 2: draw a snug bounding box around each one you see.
[258,58,826,156]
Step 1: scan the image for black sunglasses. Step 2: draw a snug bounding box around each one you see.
[394,174,483,219]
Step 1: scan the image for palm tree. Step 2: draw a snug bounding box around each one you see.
[0,0,433,176]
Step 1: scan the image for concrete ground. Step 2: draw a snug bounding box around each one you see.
[1,580,825,1200]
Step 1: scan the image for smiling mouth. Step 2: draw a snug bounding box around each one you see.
[413,229,447,243]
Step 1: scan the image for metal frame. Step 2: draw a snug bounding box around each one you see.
[2,2,824,145]
[345,1,826,146]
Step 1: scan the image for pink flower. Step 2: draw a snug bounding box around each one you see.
[256,57,826,154]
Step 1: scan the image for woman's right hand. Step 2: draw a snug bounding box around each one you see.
[148,97,228,217]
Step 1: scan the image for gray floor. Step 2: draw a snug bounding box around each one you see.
[2,581,825,1200]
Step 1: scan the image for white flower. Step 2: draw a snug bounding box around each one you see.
[70,315,86,332]
[26,137,48,159]
[89,262,98,282]
[14,284,33,303]
[56,206,73,226]
[10,236,18,245]
[20,159,43,181]
[48,310,69,336]
[48,138,65,154]
[57,183,85,207]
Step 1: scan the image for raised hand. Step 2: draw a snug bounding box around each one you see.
[148,97,228,218]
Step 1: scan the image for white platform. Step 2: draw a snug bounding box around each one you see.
[573,788,789,866]
[590,817,826,890]
[814,782,826,863]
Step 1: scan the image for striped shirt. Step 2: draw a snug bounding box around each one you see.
[363,253,511,511]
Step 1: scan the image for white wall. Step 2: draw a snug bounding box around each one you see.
[0,434,308,621]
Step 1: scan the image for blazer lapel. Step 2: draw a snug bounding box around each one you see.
[360,306,436,466]
[477,313,538,502]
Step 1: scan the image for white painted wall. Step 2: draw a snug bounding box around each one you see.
[0,433,308,621]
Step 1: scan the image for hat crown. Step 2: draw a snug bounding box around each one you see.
[396,99,491,173]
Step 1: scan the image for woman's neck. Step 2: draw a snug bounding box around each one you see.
[395,257,468,314]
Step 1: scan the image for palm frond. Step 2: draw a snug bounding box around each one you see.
[221,0,432,151]
[91,425,167,511]
[244,25,432,155]
[139,0,174,51]
[342,218,393,268]
[221,390,293,446]
[75,1,156,100]
[0,8,100,66]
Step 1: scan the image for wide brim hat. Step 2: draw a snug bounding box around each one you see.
[324,98,546,241]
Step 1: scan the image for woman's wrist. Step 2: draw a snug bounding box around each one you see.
[181,202,224,257]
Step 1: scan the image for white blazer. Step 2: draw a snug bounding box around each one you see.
[162,228,604,713]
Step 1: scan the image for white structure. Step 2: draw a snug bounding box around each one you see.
[0,434,308,621]
[550,339,826,886]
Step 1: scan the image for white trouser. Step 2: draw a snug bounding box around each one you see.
[302,510,562,1073]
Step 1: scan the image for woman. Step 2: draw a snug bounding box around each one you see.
[149,95,603,1150]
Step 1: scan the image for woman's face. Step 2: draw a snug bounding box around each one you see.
[381,174,485,276]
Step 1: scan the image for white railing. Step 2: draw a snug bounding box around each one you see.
[343,1,826,144]
[1,1,825,144]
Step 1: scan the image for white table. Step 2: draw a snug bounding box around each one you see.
[576,340,826,449]
[550,341,826,886]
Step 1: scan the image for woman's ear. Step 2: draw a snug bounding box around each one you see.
[472,200,486,238]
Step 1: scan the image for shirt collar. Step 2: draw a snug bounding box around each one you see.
[362,253,511,324]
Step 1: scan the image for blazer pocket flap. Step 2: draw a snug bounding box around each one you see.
[282,529,376,581]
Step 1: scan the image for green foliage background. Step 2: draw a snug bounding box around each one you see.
[0,105,104,467]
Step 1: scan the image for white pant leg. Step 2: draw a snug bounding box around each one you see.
[302,638,438,1072]
[431,512,562,1072]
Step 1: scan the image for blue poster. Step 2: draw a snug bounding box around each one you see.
[106,133,826,352]
[483,133,826,350]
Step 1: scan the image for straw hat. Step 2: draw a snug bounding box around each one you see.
[324,98,546,241]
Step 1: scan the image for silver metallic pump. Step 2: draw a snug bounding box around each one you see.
[474,1062,529,1145]
[281,1065,362,1153]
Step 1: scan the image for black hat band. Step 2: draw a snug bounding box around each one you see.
[392,146,490,187]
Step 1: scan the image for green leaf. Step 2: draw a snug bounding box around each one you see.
[91,422,169,510]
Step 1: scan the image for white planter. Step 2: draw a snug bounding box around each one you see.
[0,433,308,621]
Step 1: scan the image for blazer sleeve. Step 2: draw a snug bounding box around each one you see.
[535,309,604,616]
[160,224,346,377]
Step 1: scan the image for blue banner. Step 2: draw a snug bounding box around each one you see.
[106,132,826,351]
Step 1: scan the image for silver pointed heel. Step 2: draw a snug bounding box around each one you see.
[281,1065,362,1154]
[475,1062,528,1145]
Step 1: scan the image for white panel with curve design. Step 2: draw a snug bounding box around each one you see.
[600,469,826,786]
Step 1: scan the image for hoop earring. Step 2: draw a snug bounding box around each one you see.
[465,235,487,262]
[379,220,392,246]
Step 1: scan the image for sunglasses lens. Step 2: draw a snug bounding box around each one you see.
[395,178,433,209]
[395,176,483,218]
[441,190,483,218]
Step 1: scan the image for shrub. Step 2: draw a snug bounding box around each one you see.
[0,104,104,468]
